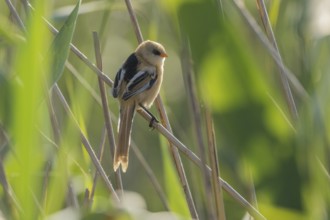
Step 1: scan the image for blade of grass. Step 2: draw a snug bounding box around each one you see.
[53,1,111,19]
[130,142,171,211]
[268,0,281,27]
[67,180,79,209]
[43,141,69,214]
[5,0,26,32]
[49,0,81,85]
[26,1,113,87]
[40,85,61,214]
[89,127,107,208]
[52,84,120,203]
[160,135,191,218]
[47,90,61,144]
[83,188,90,210]
[38,128,99,213]
[9,0,50,218]
[317,158,330,181]
[65,62,102,104]
[157,59,199,218]
[0,156,22,217]
[92,31,123,194]
[0,127,10,195]
[41,161,52,214]
[266,92,295,131]
[205,108,226,220]
[181,39,215,220]
[231,0,309,101]
[42,1,81,213]
[256,0,298,121]
[247,169,258,209]
[0,158,9,196]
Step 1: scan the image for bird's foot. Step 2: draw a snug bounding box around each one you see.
[149,116,159,128]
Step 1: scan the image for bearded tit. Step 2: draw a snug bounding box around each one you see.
[112,40,168,172]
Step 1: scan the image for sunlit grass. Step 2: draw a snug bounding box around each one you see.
[160,135,190,219]
[8,1,50,219]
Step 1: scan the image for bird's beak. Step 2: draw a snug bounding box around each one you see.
[160,53,168,58]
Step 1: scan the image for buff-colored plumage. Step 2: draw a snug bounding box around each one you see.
[113,40,167,172]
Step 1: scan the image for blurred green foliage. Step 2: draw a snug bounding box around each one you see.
[0,0,330,219]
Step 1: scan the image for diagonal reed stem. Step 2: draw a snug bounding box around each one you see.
[256,0,298,121]
[5,0,26,31]
[89,127,107,208]
[205,108,226,220]
[130,142,171,211]
[53,84,120,202]
[93,31,124,195]
[124,0,199,219]
[231,0,308,102]
[181,40,215,220]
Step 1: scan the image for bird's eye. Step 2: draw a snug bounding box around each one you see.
[152,49,161,56]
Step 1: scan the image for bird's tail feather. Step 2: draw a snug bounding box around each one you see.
[113,102,136,172]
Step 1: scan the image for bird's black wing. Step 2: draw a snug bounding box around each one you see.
[112,53,139,98]
[122,69,158,101]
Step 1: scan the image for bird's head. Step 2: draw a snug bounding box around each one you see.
[136,40,168,66]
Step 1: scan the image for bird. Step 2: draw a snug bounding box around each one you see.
[112,40,168,173]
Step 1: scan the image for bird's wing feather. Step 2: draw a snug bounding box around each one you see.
[112,53,139,98]
[122,69,158,101]
[112,68,125,98]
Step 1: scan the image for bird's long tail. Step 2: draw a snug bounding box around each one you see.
[113,102,136,172]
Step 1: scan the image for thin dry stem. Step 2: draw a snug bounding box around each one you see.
[89,127,107,208]
[82,188,90,210]
[154,99,200,219]
[181,41,215,219]
[124,0,199,218]
[65,62,102,104]
[53,84,120,202]
[124,0,143,43]
[41,88,61,212]
[131,143,171,211]
[0,159,9,196]
[0,127,10,194]
[47,91,61,145]
[93,31,123,194]
[0,156,21,215]
[5,0,26,32]
[205,109,226,220]
[247,170,258,209]
[232,0,308,101]
[67,180,79,209]
[256,0,298,121]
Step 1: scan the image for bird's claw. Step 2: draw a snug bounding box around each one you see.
[149,116,159,128]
